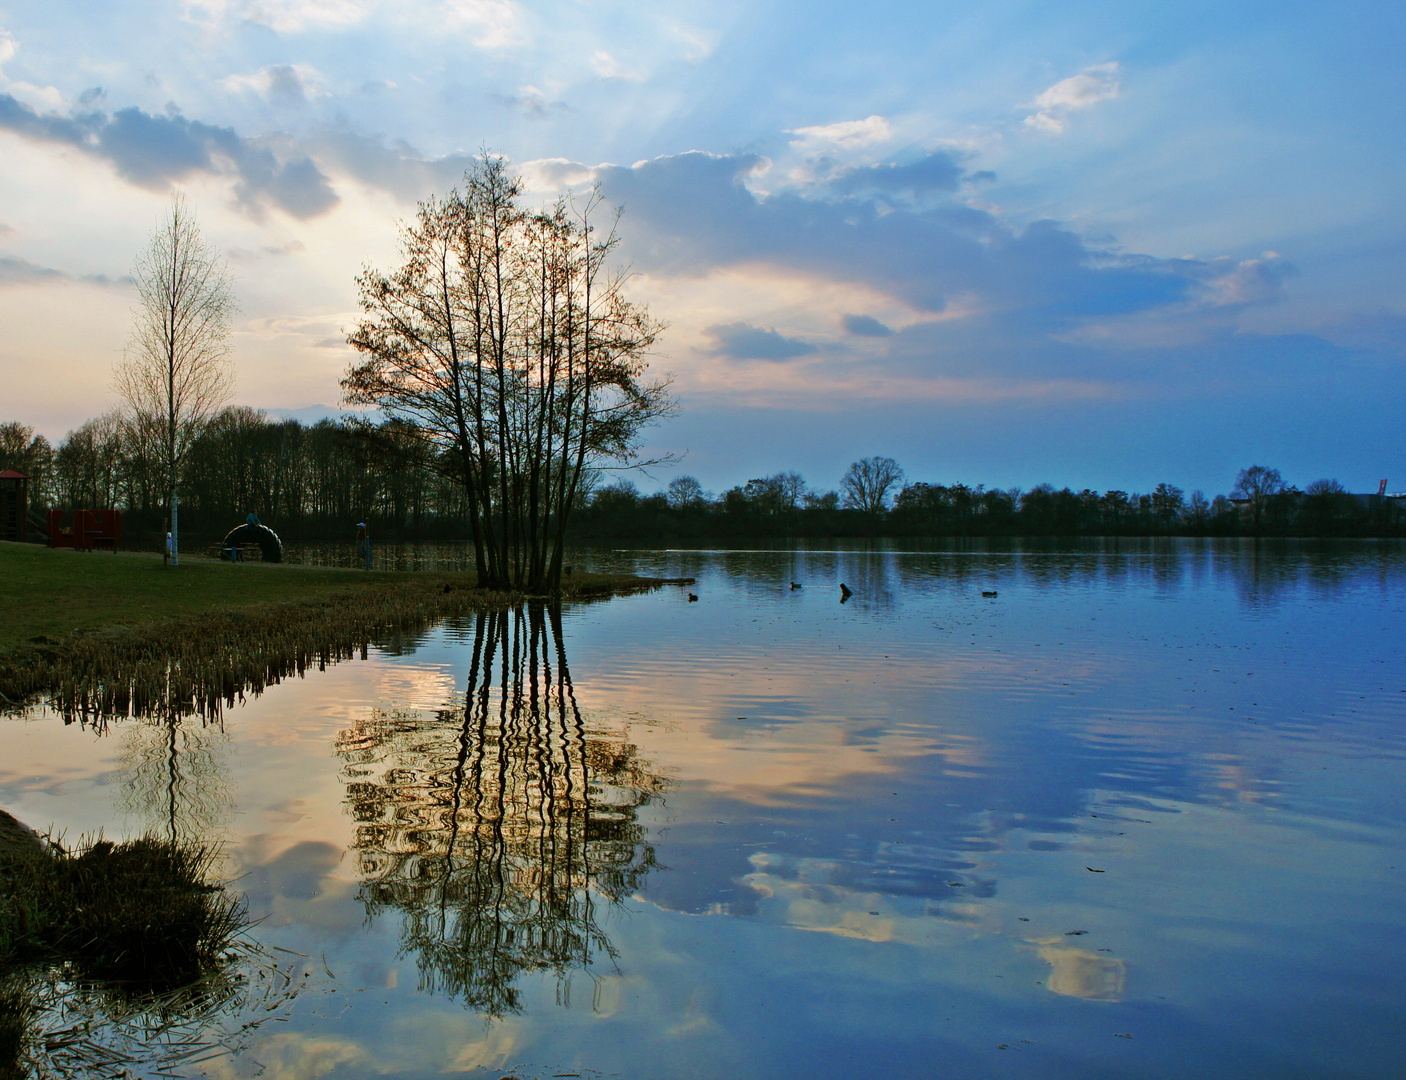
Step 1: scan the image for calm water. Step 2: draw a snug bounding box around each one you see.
[3,540,1404,1078]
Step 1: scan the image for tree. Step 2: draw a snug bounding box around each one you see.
[344,156,671,590]
[840,456,905,512]
[53,411,124,510]
[666,475,704,508]
[1303,478,1351,535]
[1186,489,1210,528]
[1151,482,1185,532]
[116,194,236,564]
[742,471,806,515]
[0,421,54,504]
[1231,465,1285,532]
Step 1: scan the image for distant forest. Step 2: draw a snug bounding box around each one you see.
[3,410,1402,542]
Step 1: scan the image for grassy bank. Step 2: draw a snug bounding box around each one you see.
[0,542,683,715]
[0,542,428,653]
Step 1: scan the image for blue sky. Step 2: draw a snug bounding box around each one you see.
[1,0,1402,495]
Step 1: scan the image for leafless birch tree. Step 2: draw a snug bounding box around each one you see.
[116,194,236,564]
[344,156,671,590]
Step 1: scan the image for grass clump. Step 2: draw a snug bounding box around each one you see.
[0,815,304,1079]
[0,831,245,993]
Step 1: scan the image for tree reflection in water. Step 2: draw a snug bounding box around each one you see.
[337,604,670,1016]
[116,716,232,846]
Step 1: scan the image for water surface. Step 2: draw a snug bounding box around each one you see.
[3,540,1403,1078]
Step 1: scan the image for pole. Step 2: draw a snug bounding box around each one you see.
[171,488,180,566]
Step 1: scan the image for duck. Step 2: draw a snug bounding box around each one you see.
[982,590,998,598]
[688,593,699,602]
[839,583,853,601]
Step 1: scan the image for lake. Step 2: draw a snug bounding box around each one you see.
[3,539,1403,1078]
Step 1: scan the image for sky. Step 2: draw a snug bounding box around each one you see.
[0,0,1402,497]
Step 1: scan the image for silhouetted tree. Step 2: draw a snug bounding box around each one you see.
[53,412,124,510]
[0,422,54,504]
[1232,465,1285,532]
[840,456,904,512]
[666,475,704,508]
[1151,483,1185,532]
[1302,478,1352,534]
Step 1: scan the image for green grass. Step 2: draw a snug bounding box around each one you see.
[0,541,417,652]
[0,832,245,992]
[0,541,682,714]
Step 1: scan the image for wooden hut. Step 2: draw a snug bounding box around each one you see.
[0,469,28,542]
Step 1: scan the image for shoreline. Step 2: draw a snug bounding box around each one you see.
[0,542,687,716]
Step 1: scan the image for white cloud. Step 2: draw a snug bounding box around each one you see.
[788,114,892,150]
[0,28,65,110]
[232,0,375,33]
[670,23,716,63]
[1024,62,1120,134]
[1202,252,1294,307]
[591,49,644,81]
[443,0,524,49]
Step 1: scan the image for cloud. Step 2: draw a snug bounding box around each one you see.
[593,150,1192,321]
[1024,63,1120,134]
[0,254,120,287]
[491,84,567,117]
[302,128,478,200]
[842,313,894,337]
[591,49,644,81]
[221,64,325,106]
[227,239,306,261]
[0,93,338,218]
[705,322,815,361]
[443,0,524,48]
[0,30,65,112]
[788,115,892,150]
[1200,253,1296,307]
[194,0,376,33]
[1311,309,1406,357]
[0,254,62,285]
[826,153,964,200]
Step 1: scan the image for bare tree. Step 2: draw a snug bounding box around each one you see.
[840,455,905,512]
[344,155,672,590]
[53,410,125,509]
[116,194,236,564]
[1232,464,1285,532]
[666,475,705,508]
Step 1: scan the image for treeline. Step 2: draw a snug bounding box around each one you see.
[572,465,1405,539]
[3,417,1401,541]
[1,411,473,542]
